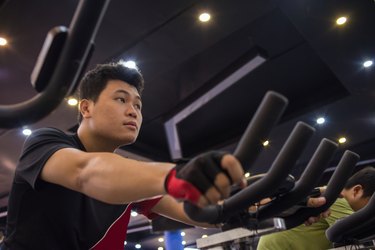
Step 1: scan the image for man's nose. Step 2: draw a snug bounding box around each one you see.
[126,105,137,118]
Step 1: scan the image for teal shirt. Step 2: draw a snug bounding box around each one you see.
[257,198,353,250]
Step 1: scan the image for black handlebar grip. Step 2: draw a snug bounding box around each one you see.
[183,91,288,223]
[219,122,315,220]
[183,202,223,224]
[257,138,338,221]
[234,91,288,171]
[283,150,359,229]
[0,0,110,128]
[326,193,375,243]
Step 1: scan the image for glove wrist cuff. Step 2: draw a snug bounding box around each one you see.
[164,168,177,193]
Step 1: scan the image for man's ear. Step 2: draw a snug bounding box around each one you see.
[79,99,93,119]
[352,184,364,198]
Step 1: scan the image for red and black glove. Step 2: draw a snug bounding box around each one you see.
[164,151,231,204]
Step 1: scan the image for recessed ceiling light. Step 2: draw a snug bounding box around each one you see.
[316,117,325,124]
[338,137,347,144]
[67,98,78,106]
[202,234,208,238]
[158,247,163,250]
[124,241,127,245]
[182,241,186,245]
[262,140,269,147]
[244,172,250,178]
[199,13,211,22]
[180,231,185,236]
[135,243,141,249]
[119,60,137,69]
[336,16,347,25]
[22,128,32,136]
[363,60,373,68]
[158,237,164,242]
[0,37,7,46]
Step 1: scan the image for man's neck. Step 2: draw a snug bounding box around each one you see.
[77,125,117,153]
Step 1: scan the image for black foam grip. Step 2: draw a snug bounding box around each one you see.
[257,138,338,221]
[184,122,315,223]
[340,220,375,242]
[231,173,295,200]
[283,150,359,229]
[183,91,288,223]
[221,122,315,220]
[0,0,110,128]
[183,202,223,224]
[326,193,375,243]
[234,91,288,171]
[31,26,68,92]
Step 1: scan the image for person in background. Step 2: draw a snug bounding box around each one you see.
[257,166,375,250]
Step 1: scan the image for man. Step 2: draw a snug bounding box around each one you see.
[257,166,375,250]
[2,62,327,250]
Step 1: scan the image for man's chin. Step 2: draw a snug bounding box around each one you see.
[118,136,137,146]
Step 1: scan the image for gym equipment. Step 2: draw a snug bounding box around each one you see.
[0,0,110,129]
[184,91,360,250]
[256,138,338,221]
[326,193,375,249]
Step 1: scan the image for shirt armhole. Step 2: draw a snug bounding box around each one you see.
[134,196,163,220]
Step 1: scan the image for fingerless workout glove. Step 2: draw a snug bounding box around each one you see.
[164,151,228,204]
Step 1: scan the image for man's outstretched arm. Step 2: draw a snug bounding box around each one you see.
[41,149,245,207]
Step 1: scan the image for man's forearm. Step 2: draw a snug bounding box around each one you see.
[78,152,174,204]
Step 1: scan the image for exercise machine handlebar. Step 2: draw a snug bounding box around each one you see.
[326,193,375,243]
[184,121,315,224]
[234,91,288,171]
[283,150,359,229]
[182,91,288,223]
[256,138,338,221]
[0,0,110,129]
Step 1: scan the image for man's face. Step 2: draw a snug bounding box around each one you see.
[340,185,370,211]
[85,79,143,147]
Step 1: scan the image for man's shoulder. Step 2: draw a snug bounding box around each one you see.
[31,127,68,136]
[331,198,352,211]
[21,127,76,154]
[24,127,70,143]
[326,198,353,226]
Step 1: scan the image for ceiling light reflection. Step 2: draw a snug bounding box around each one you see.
[316,117,325,124]
[338,137,347,144]
[0,37,7,46]
[199,13,211,22]
[22,128,32,136]
[67,98,78,106]
[363,60,373,68]
[336,16,347,25]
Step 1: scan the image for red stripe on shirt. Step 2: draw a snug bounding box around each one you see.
[90,204,133,250]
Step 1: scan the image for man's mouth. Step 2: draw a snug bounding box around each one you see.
[124,122,137,129]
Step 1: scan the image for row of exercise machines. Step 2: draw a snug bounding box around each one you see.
[185,92,375,250]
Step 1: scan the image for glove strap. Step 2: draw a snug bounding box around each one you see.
[164,168,201,204]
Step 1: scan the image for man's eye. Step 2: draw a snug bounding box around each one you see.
[116,98,126,103]
[135,104,142,110]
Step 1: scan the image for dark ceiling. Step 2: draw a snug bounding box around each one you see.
[0,0,375,249]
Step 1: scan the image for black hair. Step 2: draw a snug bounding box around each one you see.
[77,62,144,123]
[344,166,375,198]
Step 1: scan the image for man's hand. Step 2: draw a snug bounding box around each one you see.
[304,196,331,226]
[164,151,246,207]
